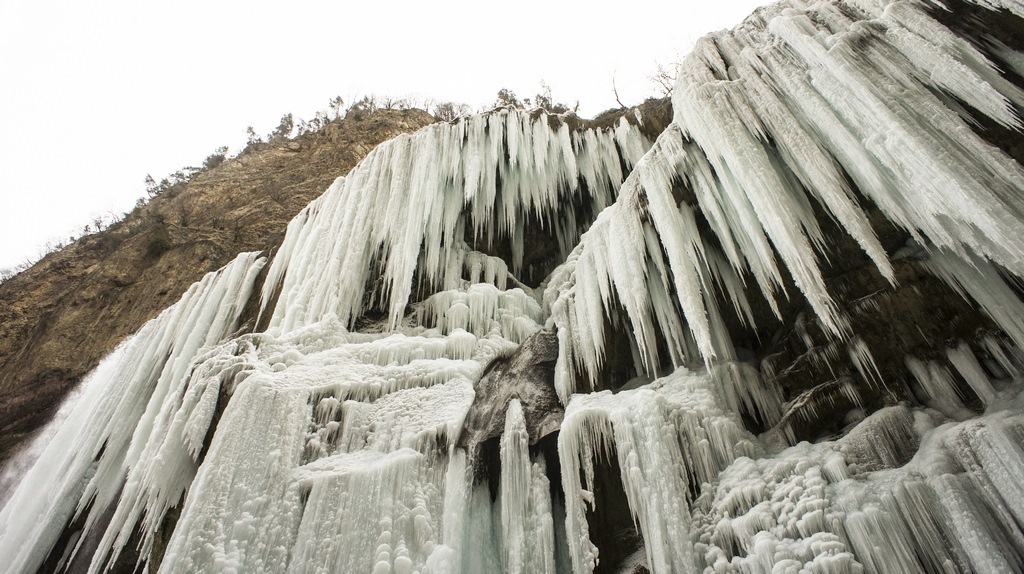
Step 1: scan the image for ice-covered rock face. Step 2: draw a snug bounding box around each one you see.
[7,0,1024,573]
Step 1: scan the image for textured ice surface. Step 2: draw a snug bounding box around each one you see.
[7,0,1024,572]
[559,370,762,573]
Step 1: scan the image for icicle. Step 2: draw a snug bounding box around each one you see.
[922,247,1024,349]
[847,337,882,388]
[946,341,997,407]
[905,356,971,420]
[547,0,1024,400]
[980,332,1023,381]
[501,400,531,574]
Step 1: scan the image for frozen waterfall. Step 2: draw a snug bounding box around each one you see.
[6,0,1024,572]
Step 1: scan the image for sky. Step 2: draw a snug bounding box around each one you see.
[0,0,769,270]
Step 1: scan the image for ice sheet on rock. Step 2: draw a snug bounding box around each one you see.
[115,277,536,574]
[288,449,449,574]
[0,250,513,574]
[0,252,266,574]
[690,394,1024,573]
[420,283,544,344]
[0,338,124,509]
[157,339,482,573]
[87,338,265,572]
[361,379,477,453]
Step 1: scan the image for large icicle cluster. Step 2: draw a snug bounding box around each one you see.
[8,0,1024,573]
[260,109,652,335]
[559,370,762,573]
[547,0,1024,397]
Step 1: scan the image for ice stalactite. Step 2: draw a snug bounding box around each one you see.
[946,341,998,407]
[921,247,1024,348]
[420,284,544,344]
[0,252,266,574]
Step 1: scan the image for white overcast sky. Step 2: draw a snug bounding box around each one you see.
[0,0,768,270]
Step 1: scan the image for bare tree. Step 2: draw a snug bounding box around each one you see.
[650,61,677,96]
[612,75,627,109]
[329,96,345,120]
[432,101,470,122]
[270,114,294,141]
[246,126,263,146]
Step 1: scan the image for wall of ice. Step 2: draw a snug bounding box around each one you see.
[5,0,1024,573]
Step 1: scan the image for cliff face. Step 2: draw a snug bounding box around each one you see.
[6,0,1024,572]
[0,109,437,461]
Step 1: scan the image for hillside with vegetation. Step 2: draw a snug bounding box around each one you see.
[0,107,437,461]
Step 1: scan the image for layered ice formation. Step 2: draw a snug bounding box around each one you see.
[5,0,1024,572]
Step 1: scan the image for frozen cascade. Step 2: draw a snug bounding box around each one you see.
[7,0,1024,572]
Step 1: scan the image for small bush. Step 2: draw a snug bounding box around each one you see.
[146,223,171,259]
[203,146,229,170]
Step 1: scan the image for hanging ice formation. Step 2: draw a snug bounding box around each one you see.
[7,0,1024,572]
